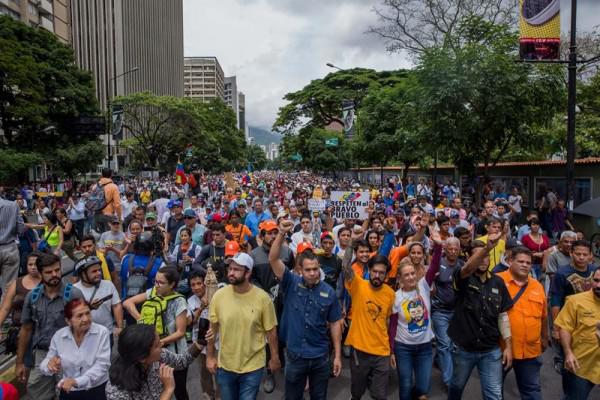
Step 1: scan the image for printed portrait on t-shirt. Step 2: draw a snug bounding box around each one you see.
[401,296,429,334]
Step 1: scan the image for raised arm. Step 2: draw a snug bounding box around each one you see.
[460,232,501,279]
[342,244,355,283]
[425,239,443,287]
[269,220,294,281]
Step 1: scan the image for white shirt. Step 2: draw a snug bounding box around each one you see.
[393,278,434,345]
[121,198,138,219]
[68,200,86,221]
[290,230,314,256]
[74,281,121,330]
[40,323,111,390]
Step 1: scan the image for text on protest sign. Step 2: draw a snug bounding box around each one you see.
[329,191,370,219]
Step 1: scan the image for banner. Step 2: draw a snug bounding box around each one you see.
[342,100,355,138]
[519,0,560,60]
[308,198,326,212]
[111,105,123,140]
[329,191,370,219]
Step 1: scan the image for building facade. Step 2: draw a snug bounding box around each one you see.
[183,56,225,101]
[70,0,184,169]
[0,0,70,43]
[224,76,240,128]
[238,91,247,140]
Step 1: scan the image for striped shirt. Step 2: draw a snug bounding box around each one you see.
[0,198,25,245]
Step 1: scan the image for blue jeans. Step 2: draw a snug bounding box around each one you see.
[564,371,596,400]
[448,346,503,400]
[504,357,542,400]
[432,309,454,385]
[394,341,433,400]
[216,367,264,400]
[284,351,331,400]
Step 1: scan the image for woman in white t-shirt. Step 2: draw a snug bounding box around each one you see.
[389,238,443,400]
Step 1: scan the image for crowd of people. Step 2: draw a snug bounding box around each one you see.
[0,168,599,400]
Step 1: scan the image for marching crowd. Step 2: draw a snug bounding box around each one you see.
[0,168,599,400]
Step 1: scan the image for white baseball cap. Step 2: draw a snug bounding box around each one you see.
[225,252,254,271]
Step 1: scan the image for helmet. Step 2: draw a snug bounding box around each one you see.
[74,256,102,275]
[134,231,154,254]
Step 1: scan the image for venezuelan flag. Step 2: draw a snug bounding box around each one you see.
[175,160,187,185]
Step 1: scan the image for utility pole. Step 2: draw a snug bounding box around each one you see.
[565,0,578,210]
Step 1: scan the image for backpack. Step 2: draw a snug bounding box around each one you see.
[31,283,73,304]
[126,254,156,298]
[86,182,110,214]
[138,286,183,338]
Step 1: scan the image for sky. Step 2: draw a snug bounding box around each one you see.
[183,0,600,131]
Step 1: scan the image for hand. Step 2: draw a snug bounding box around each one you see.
[58,377,77,393]
[430,230,443,246]
[268,356,282,374]
[206,355,218,375]
[502,347,513,371]
[332,356,342,377]
[112,327,122,337]
[564,351,580,373]
[158,363,175,391]
[383,217,395,231]
[487,231,502,247]
[390,354,397,369]
[279,219,294,233]
[47,356,62,374]
[15,362,29,383]
[205,328,215,343]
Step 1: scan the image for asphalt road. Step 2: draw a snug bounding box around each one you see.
[186,349,599,399]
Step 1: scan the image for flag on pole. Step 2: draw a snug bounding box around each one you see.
[175,160,187,185]
[519,0,560,60]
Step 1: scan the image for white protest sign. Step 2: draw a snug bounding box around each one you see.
[329,191,370,219]
[308,198,326,211]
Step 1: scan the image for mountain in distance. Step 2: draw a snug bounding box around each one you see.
[248,125,282,146]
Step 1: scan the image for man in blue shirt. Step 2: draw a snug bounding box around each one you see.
[269,219,342,400]
[245,199,271,237]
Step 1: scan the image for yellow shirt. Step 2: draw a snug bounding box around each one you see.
[478,235,506,271]
[140,191,151,204]
[209,285,277,373]
[345,275,395,356]
[554,290,600,384]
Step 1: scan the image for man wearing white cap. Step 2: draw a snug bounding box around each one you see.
[206,252,280,399]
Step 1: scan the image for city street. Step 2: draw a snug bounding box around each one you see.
[186,345,599,399]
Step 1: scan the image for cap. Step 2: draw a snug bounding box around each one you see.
[224,241,240,257]
[225,252,254,270]
[296,241,314,255]
[209,214,223,223]
[108,215,120,224]
[259,220,278,232]
[276,211,289,220]
[146,212,157,220]
[237,199,247,207]
[183,208,197,218]
[167,200,182,209]
[406,195,416,202]
[450,210,460,218]
[320,231,334,241]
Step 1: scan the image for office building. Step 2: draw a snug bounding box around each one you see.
[238,91,246,139]
[70,0,184,169]
[184,56,225,101]
[0,0,70,43]
[224,76,240,128]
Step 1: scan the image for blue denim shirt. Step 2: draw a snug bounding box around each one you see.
[280,269,342,359]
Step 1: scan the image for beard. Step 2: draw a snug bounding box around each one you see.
[229,276,246,286]
[369,277,383,288]
[593,288,600,299]
[44,277,61,287]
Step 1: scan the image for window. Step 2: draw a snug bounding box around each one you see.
[534,177,591,207]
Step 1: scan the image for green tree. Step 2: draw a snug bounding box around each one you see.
[0,149,40,183]
[0,15,100,150]
[273,68,408,134]
[246,144,268,171]
[279,127,349,173]
[52,140,105,178]
[413,18,565,177]
[116,93,246,173]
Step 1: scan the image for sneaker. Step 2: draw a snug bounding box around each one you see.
[263,373,276,393]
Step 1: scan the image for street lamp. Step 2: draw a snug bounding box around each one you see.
[106,66,139,171]
[326,62,344,71]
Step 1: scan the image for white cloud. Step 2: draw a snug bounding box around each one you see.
[183,0,600,130]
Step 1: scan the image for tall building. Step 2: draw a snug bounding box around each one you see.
[238,91,247,139]
[0,0,70,43]
[183,57,225,101]
[70,0,184,169]
[224,76,240,128]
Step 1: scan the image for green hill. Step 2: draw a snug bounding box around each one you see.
[248,125,282,146]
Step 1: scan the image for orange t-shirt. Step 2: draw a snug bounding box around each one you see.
[344,275,395,356]
[226,223,252,244]
[497,271,547,359]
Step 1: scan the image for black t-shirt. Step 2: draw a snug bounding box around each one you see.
[431,257,464,311]
[192,244,226,283]
[318,254,342,290]
[448,268,512,352]
[166,216,185,245]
